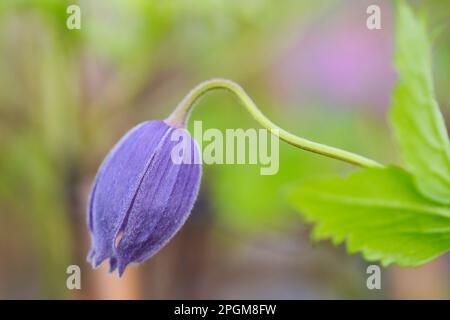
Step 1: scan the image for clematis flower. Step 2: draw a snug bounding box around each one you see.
[87,120,202,276]
[87,78,382,276]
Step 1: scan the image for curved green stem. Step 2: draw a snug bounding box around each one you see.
[166,78,383,168]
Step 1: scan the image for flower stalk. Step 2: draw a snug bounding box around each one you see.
[167,78,383,168]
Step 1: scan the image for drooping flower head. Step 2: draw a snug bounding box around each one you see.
[87,120,201,276]
[87,78,382,276]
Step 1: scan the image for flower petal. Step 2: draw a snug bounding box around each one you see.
[88,120,171,267]
[115,131,202,275]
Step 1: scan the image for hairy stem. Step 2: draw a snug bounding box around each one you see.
[166,78,383,168]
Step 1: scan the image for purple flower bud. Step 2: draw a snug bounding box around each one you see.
[87,120,202,276]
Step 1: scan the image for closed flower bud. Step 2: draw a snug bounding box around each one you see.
[87,120,202,276]
[87,78,382,276]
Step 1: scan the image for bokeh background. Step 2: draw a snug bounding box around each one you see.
[0,0,449,299]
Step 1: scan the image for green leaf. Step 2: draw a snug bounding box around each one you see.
[390,1,450,204]
[289,167,450,267]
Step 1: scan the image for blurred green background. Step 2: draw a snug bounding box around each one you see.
[0,0,448,299]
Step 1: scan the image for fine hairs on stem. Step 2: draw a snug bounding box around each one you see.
[166,78,383,169]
